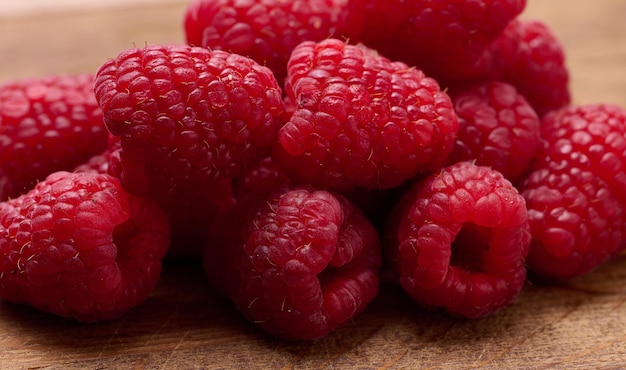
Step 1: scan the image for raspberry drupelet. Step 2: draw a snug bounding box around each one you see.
[94,45,285,252]
[486,19,570,117]
[94,44,285,194]
[385,161,530,318]
[521,165,626,280]
[520,104,626,279]
[447,80,541,183]
[184,0,356,84]
[0,171,170,322]
[529,104,626,203]
[273,38,459,192]
[204,183,382,340]
[344,0,527,82]
[0,74,107,200]
[458,19,571,117]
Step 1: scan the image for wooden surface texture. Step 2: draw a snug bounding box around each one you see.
[1,1,626,369]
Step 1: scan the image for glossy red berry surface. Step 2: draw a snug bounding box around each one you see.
[204,184,381,340]
[274,38,459,192]
[468,19,571,117]
[94,44,285,194]
[94,45,286,253]
[520,104,626,279]
[0,74,107,200]
[0,171,170,322]
[345,0,527,81]
[385,161,530,318]
[521,165,626,280]
[184,0,355,83]
[447,80,540,183]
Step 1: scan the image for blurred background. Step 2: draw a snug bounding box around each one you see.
[0,0,188,82]
[0,0,181,17]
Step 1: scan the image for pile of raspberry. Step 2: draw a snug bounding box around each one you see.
[1,0,625,341]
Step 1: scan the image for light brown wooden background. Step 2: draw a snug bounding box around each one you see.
[1,1,626,369]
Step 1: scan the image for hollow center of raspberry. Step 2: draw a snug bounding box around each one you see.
[317,265,339,287]
[450,224,491,273]
[112,220,137,261]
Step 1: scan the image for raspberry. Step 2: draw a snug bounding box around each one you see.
[273,38,459,192]
[534,104,626,202]
[384,161,529,318]
[204,184,381,340]
[469,19,571,117]
[0,171,170,322]
[447,80,541,183]
[519,104,626,279]
[521,166,626,280]
[495,19,570,117]
[94,45,284,252]
[94,44,285,194]
[345,0,526,81]
[0,74,107,200]
[184,0,354,84]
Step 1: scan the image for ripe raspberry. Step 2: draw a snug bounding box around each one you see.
[519,104,626,279]
[94,45,284,252]
[533,104,626,204]
[345,0,526,81]
[385,161,529,318]
[447,80,540,183]
[521,166,626,280]
[184,0,355,84]
[0,171,170,322]
[468,19,571,117]
[273,38,459,192]
[94,44,285,195]
[497,19,570,117]
[204,184,382,340]
[0,74,107,200]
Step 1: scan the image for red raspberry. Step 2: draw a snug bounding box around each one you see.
[184,0,354,84]
[0,74,107,200]
[519,104,626,279]
[0,171,170,322]
[532,104,626,205]
[94,45,284,252]
[94,44,285,195]
[385,161,529,318]
[521,166,626,280]
[345,0,526,81]
[468,19,571,117]
[273,38,459,192]
[447,80,541,183]
[204,184,382,340]
[495,19,570,117]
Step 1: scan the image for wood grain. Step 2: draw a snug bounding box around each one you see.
[1,1,626,369]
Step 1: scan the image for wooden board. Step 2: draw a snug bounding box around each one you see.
[1,1,626,368]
